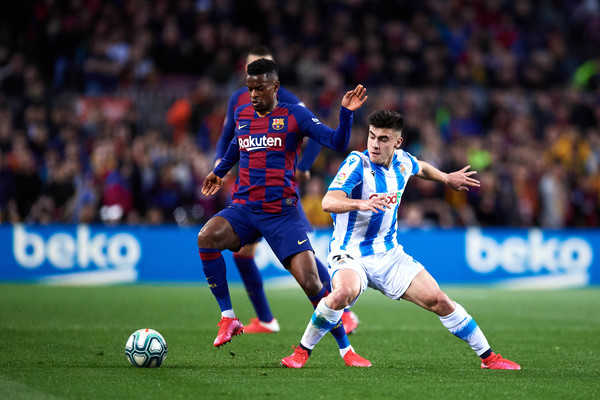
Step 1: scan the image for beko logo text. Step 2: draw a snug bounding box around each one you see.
[466,228,592,274]
[13,225,141,269]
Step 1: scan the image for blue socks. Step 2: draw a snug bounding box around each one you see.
[234,254,274,322]
[199,248,232,312]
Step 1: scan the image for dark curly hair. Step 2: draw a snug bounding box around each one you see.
[247,58,279,79]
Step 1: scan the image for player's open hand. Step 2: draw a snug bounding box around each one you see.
[341,84,368,111]
[359,195,391,213]
[446,165,480,191]
[201,172,223,196]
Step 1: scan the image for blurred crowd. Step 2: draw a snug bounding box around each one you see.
[0,0,599,228]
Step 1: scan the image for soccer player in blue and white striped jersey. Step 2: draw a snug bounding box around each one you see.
[281,110,521,370]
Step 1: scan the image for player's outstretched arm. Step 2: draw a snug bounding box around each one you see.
[201,172,223,196]
[322,189,390,214]
[341,84,368,111]
[417,161,480,192]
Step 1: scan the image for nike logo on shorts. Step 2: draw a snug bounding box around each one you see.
[298,239,308,245]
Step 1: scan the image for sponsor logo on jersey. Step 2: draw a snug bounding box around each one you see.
[238,134,283,151]
[335,172,347,182]
[369,191,402,204]
[271,118,285,130]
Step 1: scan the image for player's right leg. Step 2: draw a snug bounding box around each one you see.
[233,242,279,333]
[282,258,370,368]
[297,196,360,334]
[197,206,259,347]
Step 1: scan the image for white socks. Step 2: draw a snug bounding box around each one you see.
[439,303,490,356]
[221,309,236,319]
[300,299,344,350]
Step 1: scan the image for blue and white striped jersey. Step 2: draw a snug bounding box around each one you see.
[328,149,420,257]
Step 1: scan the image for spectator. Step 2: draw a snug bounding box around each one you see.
[0,1,598,228]
[300,176,333,228]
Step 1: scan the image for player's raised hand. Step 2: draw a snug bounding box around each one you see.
[202,172,223,196]
[358,195,391,213]
[341,84,368,111]
[446,165,480,191]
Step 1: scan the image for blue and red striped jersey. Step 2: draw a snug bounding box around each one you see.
[216,87,302,160]
[214,102,354,213]
[215,87,321,172]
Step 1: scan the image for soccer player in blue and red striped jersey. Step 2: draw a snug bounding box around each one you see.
[214,46,359,335]
[198,58,370,367]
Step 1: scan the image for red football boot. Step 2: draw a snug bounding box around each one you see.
[343,349,372,367]
[243,318,280,334]
[281,346,310,368]
[481,353,521,370]
[213,317,244,347]
[341,310,360,334]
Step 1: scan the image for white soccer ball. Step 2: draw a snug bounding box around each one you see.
[125,328,168,368]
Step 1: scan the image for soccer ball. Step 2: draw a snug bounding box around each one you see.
[125,328,168,367]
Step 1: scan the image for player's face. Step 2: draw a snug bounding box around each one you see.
[367,126,403,168]
[246,74,279,115]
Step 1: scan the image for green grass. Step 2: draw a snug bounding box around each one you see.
[0,284,598,400]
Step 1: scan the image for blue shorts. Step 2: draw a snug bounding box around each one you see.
[296,189,314,233]
[216,203,313,266]
[228,189,313,246]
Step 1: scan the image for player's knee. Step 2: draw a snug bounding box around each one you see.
[329,286,354,310]
[431,291,454,316]
[197,229,217,248]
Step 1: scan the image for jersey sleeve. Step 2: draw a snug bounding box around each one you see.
[293,105,353,152]
[215,91,241,161]
[213,135,239,178]
[213,106,243,177]
[404,150,420,175]
[328,152,364,195]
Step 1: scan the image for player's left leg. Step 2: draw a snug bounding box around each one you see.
[297,194,359,334]
[258,208,364,366]
[314,256,359,334]
[282,257,370,368]
[401,269,520,370]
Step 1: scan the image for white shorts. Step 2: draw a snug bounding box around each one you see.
[327,246,424,307]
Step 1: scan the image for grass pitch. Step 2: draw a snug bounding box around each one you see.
[0,284,598,400]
